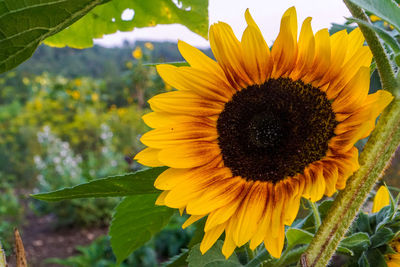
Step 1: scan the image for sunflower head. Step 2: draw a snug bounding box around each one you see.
[135,7,393,259]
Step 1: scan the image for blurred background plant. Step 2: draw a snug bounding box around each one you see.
[0,41,197,264]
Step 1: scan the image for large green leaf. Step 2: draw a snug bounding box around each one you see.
[187,241,241,267]
[109,194,174,264]
[286,228,314,248]
[44,0,209,48]
[32,167,166,201]
[340,232,371,250]
[348,0,400,32]
[162,249,189,267]
[0,0,104,73]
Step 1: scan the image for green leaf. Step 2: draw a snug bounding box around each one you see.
[32,167,166,201]
[371,227,394,248]
[44,0,209,49]
[162,249,189,267]
[365,248,388,267]
[340,232,371,250]
[348,0,400,32]
[187,241,241,267]
[0,0,104,73]
[329,23,356,35]
[347,18,400,54]
[358,252,370,267]
[336,246,354,256]
[286,228,314,248]
[356,212,372,234]
[109,194,174,264]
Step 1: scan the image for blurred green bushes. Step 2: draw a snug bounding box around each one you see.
[0,43,174,252]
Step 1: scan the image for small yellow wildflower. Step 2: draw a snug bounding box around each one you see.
[91,93,99,102]
[145,42,154,50]
[132,47,143,59]
[71,91,80,100]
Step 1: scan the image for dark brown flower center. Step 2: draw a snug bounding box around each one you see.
[216,78,338,183]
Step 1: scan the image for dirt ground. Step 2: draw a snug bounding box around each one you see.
[6,211,107,267]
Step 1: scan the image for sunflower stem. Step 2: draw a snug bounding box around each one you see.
[301,99,400,267]
[343,0,399,96]
[308,199,321,229]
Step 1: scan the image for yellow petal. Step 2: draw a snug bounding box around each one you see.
[204,183,251,231]
[308,165,326,202]
[155,168,193,190]
[164,167,231,208]
[264,224,285,258]
[344,27,365,63]
[303,29,331,84]
[323,165,339,197]
[142,112,216,129]
[331,66,369,113]
[158,141,221,168]
[186,177,245,215]
[200,223,226,254]
[270,184,285,238]
[271,7,298,78]
[183,214,205,229]
[134,148,163,167]
[290,17,314,80]
[209,22,251,88]
[140,122,217,149]
[155,190,169,205]
[282,179,302,225]
[320,29,348,85]
[148,91,223,116]
[222,222,237,258]
[326,46,372,100]
[372,186,390,213]
[249,183,273,249]
[177,40,227,80]
[232,182,266,246]
[156,65,233,101]
[242,10,272,84]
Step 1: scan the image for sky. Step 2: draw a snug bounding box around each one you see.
[94,0,351,49]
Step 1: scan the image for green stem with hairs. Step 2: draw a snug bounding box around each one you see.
[301,2,400,266]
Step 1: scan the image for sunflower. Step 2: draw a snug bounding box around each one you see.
[135,7,393,258]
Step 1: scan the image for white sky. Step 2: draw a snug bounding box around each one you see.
[94,0,351,48]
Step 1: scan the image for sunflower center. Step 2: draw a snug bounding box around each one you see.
[248,112,286,150]
[217,78,338,183]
